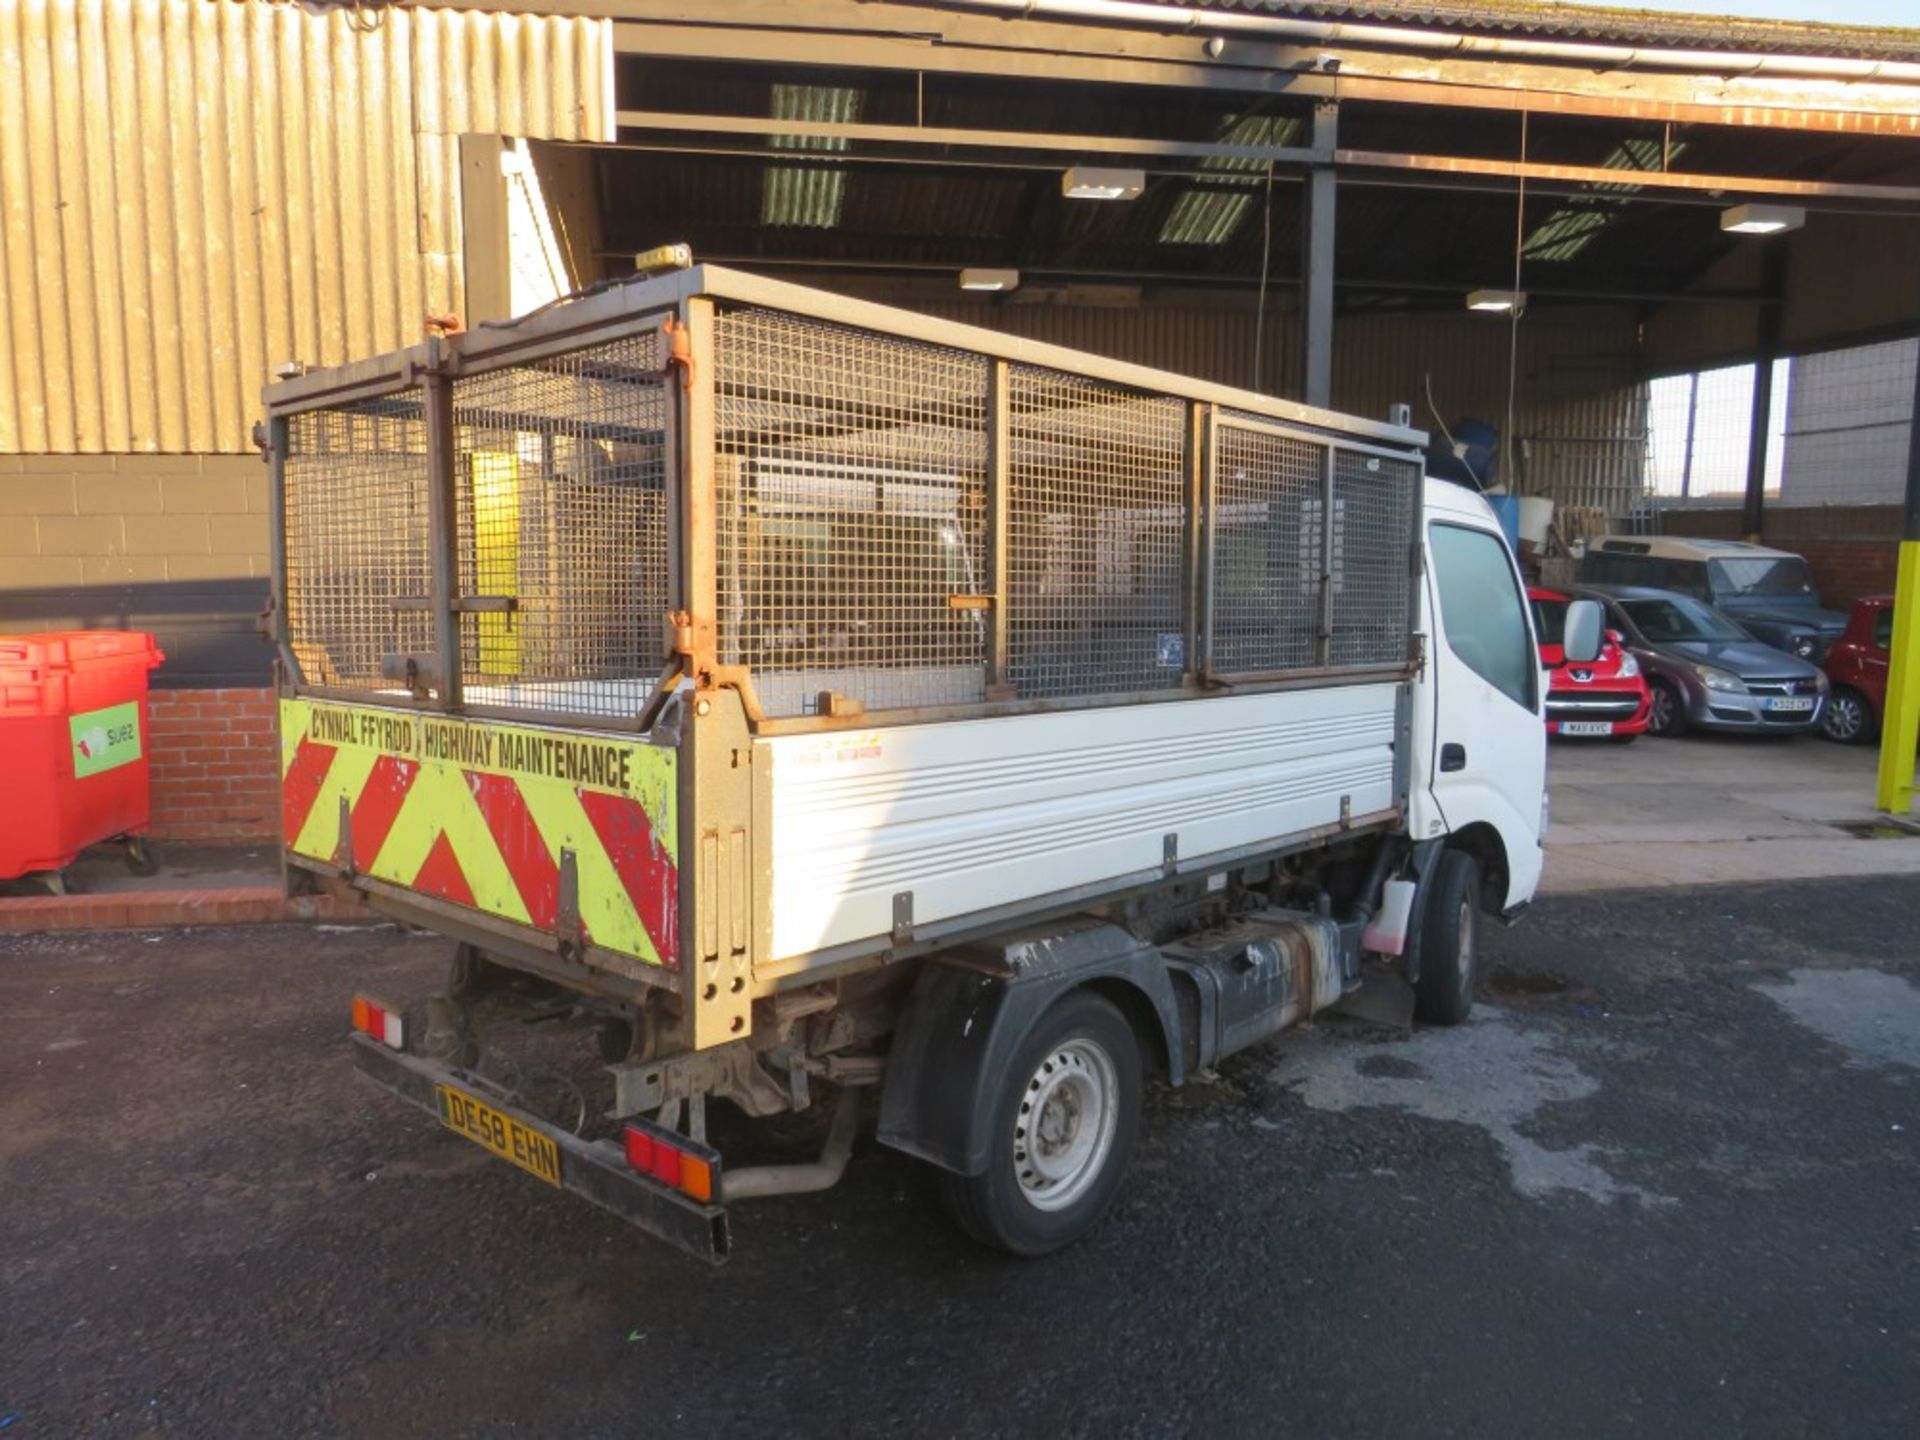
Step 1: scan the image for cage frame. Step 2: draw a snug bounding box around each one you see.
[264,265,1429,738]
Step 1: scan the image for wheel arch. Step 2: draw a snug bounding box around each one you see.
[1445,821,1509,918]
[876,923,1184,1178]
[1084,973,1175,1083]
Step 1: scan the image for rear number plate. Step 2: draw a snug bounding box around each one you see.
[435,1084,562,1188]
[1770,697,1815,713]
[1561,721,1614,736]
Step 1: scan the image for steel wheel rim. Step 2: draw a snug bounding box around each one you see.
[1014,1036,1119,1212]
[1826,695,1861,741]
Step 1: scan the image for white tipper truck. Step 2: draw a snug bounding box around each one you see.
[265,266,1599,1261]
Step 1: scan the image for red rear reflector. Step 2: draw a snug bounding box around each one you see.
[622,1123,717,1203]
[648,1145,683,1189]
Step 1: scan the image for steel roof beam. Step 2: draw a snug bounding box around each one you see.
[612,109,1328,165]
[607,108,1920,206]
[1336,149,1920,206]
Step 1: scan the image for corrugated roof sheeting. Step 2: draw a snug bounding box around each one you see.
[1161,2,1920,63]
[0,0,612,454]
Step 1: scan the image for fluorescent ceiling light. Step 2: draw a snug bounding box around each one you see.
[1720,203,1805,235]
[1466,289,1526,314]
[959,268,1020,292]
[1062,166,1145,201]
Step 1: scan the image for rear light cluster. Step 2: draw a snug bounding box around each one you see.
[350,995,406,1050]
[623,1123,716,1204]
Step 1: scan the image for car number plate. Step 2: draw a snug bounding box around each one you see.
[1769,697,1815,713]
[1561,721,1614,736]
[435,1084,562,1188]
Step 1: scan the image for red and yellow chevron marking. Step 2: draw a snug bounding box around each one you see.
[279,698,679,968]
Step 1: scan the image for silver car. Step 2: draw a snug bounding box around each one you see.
[1573,585,1829,737]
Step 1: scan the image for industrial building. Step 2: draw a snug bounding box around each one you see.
[2,0,1917,839]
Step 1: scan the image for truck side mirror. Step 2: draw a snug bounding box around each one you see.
[1563,598,1604,665]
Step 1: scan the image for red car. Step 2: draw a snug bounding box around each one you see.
[1527,586,1653,741]
[1820,595,1894,744]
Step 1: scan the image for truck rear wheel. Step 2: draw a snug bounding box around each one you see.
[1413,849,1481,1027]
[938,990,1140,1257]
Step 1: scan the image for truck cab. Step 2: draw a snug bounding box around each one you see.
[1413,480,1552,918]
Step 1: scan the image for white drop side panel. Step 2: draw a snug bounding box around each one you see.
[762,685,1401,962]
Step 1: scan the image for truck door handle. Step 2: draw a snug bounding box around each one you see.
[1440,743,1467,772]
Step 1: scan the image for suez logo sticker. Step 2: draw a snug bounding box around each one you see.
[70,701,142,778]
[302,704,645,797]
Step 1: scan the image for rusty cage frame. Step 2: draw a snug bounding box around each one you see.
[266,265,1425,734]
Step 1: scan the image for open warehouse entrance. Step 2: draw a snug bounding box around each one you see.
[484,1,1920,564]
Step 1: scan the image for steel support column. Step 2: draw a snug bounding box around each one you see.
[1875,342,1920,815]
[1301,101,1337,409]
[1741,246,1788,540]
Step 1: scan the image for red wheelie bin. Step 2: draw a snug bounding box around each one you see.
[0,630,165,889]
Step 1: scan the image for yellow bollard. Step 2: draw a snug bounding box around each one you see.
[1876,539,1920,815]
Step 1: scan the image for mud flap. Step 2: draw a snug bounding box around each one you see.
[876,918,1184,1177]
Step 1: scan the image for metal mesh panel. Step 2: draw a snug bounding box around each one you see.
[713,307,990,718]
[283,398,433,693]
[1211,422,1326,674]
[1006,368,1187,698]
[1328,450,1416,667]
[452,330,670,720]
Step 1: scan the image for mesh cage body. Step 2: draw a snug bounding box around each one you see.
[713,307,991,718]
[1329,451,1417,668]
[284,399,434,692]
[1211,421,1325,675]
[278,296,1419,727]
[1006,367,1188,701]
[1214,413,1415,675]
[452,331,670,721]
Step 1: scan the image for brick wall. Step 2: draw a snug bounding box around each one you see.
[147,687,279,841]
[0,454,267,585]
[1660,504,1902,612]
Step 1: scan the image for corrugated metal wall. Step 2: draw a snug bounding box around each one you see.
[0,0,612,454]
[906,295,1651,511]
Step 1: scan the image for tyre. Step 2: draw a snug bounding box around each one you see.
[938,990,1141,1257]
[1413,849,1481,1027]
[1646,679,1688,738]
[1820,687,1876,746]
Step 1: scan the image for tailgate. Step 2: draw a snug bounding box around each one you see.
[281,698,679,972]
